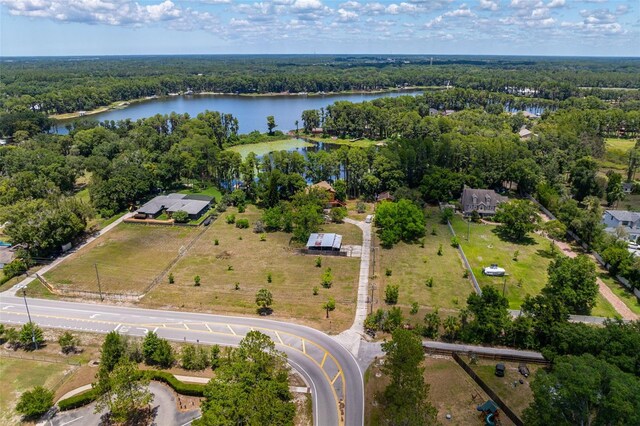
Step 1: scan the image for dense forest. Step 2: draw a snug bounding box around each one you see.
[1,55,639,116]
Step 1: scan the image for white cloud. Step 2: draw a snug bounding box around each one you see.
[337,7,358,21]
[547,0,564,8]
[478,0,499,11]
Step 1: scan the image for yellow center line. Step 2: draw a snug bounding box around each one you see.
[320,352,328,368]
[331,372,341,385]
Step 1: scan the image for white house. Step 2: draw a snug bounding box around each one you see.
[602,210,640,243]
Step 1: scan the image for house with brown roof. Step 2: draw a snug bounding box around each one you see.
[376,191,395,203]
[461,187,508,217]
[309,181,345,208]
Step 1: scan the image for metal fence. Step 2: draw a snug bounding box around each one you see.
[452,353,524,426]
[439,203,482,295]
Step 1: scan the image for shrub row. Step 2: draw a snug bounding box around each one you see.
[143,370,206,397]
[57,371,207,411]
[57,388,98,411]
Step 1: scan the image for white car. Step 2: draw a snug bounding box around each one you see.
[365,215,373,223]
[483,264,506,276]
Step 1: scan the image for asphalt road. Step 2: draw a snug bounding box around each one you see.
[0,295,363,426]
[48,382,200,426]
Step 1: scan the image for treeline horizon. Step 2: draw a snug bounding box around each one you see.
[1,55,639,117]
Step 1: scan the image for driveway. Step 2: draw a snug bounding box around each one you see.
[47,382,200,426]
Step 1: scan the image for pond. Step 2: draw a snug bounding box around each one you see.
[55,90,423,135]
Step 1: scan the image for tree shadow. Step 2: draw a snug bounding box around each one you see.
[535,248,557,259]
[257,307,273,316]
[491,227,537,246]
[99,406,156,426]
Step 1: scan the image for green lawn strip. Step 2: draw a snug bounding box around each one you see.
[598,273,640,316]
[605,137,637,154]
[0,357,70,423]
[592,294,620,318]
[322,222,363,245]
[378,208,472,311]
[177,185,223,201]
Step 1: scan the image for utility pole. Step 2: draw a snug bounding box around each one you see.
[369,284,377,315]
[22,289,37,350]
[94,263,104,301]
[502,277,507,297]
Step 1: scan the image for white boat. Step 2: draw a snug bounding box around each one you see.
[483,264,506,276]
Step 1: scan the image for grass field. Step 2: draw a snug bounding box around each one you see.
[365,356,493,426]
[449,215,617,317]
[345,199,375,221]
[142,205,361,332]
[605,137,637,154]
[620,193,640,212]
[471,360,539,418]
[177,185,223,201]
[377,208,473,312]
[227,139,312,158]
[0,357,72,424]
[44,224,200,294]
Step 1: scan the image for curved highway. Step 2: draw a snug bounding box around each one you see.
[0,294,364,426]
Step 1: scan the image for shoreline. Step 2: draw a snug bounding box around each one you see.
[49,87,429,122]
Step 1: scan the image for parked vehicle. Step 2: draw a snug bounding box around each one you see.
[365,215,373,223]
[495,363,505,377]
[518,363,530,378]
[483,264,506,276]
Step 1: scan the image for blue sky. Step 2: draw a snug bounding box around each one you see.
[1,0,638,56]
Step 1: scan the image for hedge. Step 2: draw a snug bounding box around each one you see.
[143,370,206,397]
[57,388,98,411]
[57,371,207,411]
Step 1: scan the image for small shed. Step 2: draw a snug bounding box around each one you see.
[376,191,395,203]
[306,233,342,252]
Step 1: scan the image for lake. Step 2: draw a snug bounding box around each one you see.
[55,90,423,135]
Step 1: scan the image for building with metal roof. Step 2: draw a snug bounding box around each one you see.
[305,233,343,251]
[137,193,213,220]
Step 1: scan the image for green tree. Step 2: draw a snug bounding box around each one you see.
[94,359,152,424]
[321,267,333,288]
[422,310,440,339]
[15,386,54,419]
[153,339,175,369]
[570,156,604,201]
[523,355,640,426]
[142,331,160,365]
[385,284,399,305]
[375,199,425,248]
[462,286,510,344]
[267,115,277,135]
[542,219,567,242]
[19,322,44,350]
[494,199,540,241]
[58,331,79,355]
[4,327,20,349]
[379,328,437,425]
[172,210,189,223]
[195,331,294,426]
[605,171,625,207]
[99,331,126,375]
[545,255,598,315]
[330,206,347,223]
[322,297,336,318]
[256,288,273,314]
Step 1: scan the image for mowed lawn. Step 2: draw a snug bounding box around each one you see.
[0,357,71,425]
[377,208,473,311]
[142,205,361,332]
[450,215,617,317]
[44,224,200,294]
